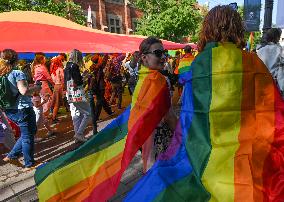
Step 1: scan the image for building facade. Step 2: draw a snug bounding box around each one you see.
[73,0,143,35]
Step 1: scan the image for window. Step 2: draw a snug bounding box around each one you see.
[107,14,122,34]
[105,0,124,4]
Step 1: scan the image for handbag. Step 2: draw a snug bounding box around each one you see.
[66,79,87,103]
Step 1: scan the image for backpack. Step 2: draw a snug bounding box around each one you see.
[0,74,19,109]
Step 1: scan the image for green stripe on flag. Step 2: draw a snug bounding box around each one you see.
[184,43,217,199]
[35,120,128,186]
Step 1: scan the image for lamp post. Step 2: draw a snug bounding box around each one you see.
[263,0,274,33]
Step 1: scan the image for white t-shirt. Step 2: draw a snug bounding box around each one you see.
[125,61,138,77]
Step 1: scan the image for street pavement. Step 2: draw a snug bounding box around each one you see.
[0,89,180,202]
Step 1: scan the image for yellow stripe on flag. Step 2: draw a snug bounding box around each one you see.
[37,137,126,201]
[202,43,243,202]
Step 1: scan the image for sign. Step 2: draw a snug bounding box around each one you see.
[66,79,87,103]
[244,0,261,32]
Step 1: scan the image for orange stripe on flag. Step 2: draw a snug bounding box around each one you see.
[47,152,123,202]
[234,52,275,202]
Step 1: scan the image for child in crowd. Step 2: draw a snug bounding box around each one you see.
[32,90,55,137]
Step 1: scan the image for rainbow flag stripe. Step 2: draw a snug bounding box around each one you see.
[126,42,284,201]
[35,66,171,202]
[246,32,254,52]
[174,54,194,75]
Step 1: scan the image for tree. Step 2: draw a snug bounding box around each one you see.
[130,0,202,42]
[0,0,86,25]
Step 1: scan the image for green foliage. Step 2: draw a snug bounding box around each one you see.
[0,0,86,25]
[131,0,202,42]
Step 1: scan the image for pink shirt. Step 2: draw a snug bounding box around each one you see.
[33,64,54,85]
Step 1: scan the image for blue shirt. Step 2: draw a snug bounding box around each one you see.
[7,70,33,109]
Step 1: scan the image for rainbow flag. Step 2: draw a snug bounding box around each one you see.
[126,42,284,201]
[246,32,254,52]
[34,66,171,201]
[174,53,194,75]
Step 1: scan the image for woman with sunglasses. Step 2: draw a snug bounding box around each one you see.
[137,37,177,172]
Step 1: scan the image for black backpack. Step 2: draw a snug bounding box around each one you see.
[0,73,19,109]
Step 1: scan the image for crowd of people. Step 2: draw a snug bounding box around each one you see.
[0,42,191,170]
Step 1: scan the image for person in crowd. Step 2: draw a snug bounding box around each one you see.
[50,55,65,123]
[176,45,195,103]
[60,53,70,112]
[138,37,177,172]
[124,51,139,95]
[32,53,54,113]
[172,50,181,74]
[163,49,173,75]
[180,5,284,200]
[109,54,125,109]
[64,49,91,143]
[257,28,284,98]
[90,54,113,121]
[32,53,55,136]
[1,50,42,171]
[121,53,132,93]
[32,87,55,137]
[104,57,114,103]
[18,60,33,84]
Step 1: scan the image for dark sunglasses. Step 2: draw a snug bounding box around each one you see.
[144,49,166,58]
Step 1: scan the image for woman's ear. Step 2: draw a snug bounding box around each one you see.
[141,54,147,65]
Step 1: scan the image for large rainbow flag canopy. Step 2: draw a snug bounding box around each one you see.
[126,42,284,201]
[0,11,186,53]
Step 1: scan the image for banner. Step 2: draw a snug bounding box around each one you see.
[244,0,261,32]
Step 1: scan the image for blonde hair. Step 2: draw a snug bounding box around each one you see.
[0,58,12,76]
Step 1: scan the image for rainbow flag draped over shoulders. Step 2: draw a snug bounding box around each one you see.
[34,66,171,202]
[126,42,284,201]
[174,53,195,75]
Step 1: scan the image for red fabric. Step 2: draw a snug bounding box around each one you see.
[7,119,20,138]
[262,88,284,201]
[0,21,186,53]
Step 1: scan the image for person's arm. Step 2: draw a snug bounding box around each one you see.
[163,107,178,132]
[42,66,55,86]
[17,80,41,96]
